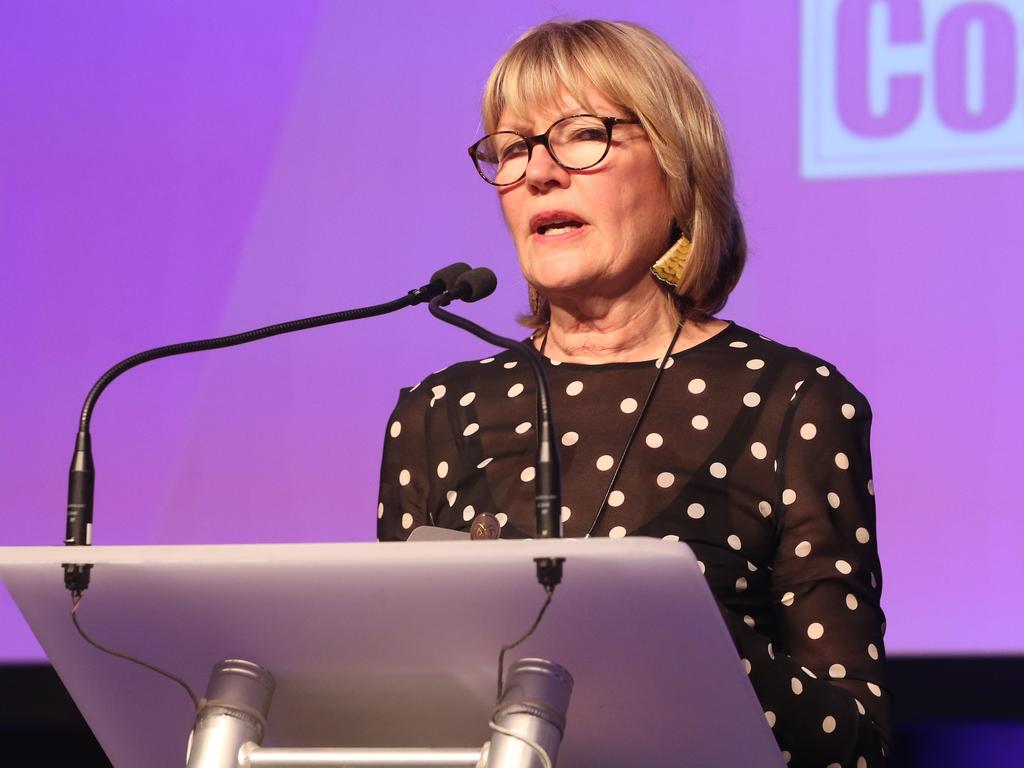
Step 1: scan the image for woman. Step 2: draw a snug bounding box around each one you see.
[378,19,889,767]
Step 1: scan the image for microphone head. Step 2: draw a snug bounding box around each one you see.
[430,262,473,293]
[452,268,498,303]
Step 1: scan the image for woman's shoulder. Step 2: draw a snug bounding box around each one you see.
[718,321,871,410]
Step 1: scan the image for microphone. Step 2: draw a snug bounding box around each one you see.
[428,269,562,542]
[62,262,473,596]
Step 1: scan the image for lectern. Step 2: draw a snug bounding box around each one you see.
[0,538,784,767]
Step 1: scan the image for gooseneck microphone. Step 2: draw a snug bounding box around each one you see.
[429,269,563,541]
[62,262,473,595]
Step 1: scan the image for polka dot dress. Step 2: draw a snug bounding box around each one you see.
[378,322,890,767]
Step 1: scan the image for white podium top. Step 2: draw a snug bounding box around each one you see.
[0,539,783,767]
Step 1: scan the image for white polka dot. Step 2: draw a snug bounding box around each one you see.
[566,380,583,396]
[431,385,446,401]
[401,513,413,530]
[857,758,867,768]
[867,478,875,496]
[645,432,663,448]
[782,488,797,505]
[868,643,879,660]
[743,392,761,407]
[836,559,853,574]
[656,472,675,488]
[687,503,705,519]
[609,525,627,539]
[462,505,475,522]
[477,457,493,469]
[608,490,625,507]
[758,500,773,517]
[560,506,571,522]
[794,380,804,391]
[808,622,825,639]
[515,421,532,434]
[827,492,841,509]
[842,403,856,419]
[735,577,748,592]
[446,490,457,507]
[436,461,449,479]
[800,422,817,440]
[561,431,579,446]
[867,682,882,697]
[750,442,767,460]
[507,383,524,397]
[596,454,614,471]
[742,658,751,674]
[791,677,803,695]
[463,422,480,436]
[710,462,727,478]
[662,534,680,542]
[503,360,517,369]
[377,502,384,519]
[729,341,748,348]
[781,592,795,606]
[688,378,706,394]
[855,699,866,715]
[496,512,508,527]
[822,715,837,733]
[620,397,638,413]
[782,750,791,764]
[817,365,831,377]
[389,421,402,438]
[691,414,709,430]
[743,615,756,627]
[459,392,476,406]
[654,355,675,369]
[520,466,535,482]
[856,527,871,544]
[479,357,494,364]
[802,666,818,678]
[698,560,706,574]
[835,452,850,469]
[829,663,847,679]
[399,469,411,486]
[764,710,776,728]
[746,358,765,370]
[846,594,859,610]
[727,534,742,550]
[795,540,812,557]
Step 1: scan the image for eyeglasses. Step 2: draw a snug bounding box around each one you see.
[468,114,639,186]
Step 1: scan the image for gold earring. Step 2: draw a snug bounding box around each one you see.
[651,234,691,288]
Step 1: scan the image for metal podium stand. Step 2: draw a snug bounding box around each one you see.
[0,539,784,767]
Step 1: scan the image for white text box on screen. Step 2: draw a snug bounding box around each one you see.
[801,0,1024,178]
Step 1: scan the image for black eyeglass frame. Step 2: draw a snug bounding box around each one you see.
[467,114,640,186]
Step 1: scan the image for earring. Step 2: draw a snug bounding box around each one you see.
[651,234,691,288]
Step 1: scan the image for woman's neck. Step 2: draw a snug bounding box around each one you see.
[538,288,682,364]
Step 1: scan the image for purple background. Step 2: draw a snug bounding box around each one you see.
[2,1,1022,660]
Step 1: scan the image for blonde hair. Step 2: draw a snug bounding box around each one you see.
[482,19,746,325]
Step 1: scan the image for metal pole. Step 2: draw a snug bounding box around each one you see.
[240,747,483,767]
[485,658,573,768]
[186,659,275,768]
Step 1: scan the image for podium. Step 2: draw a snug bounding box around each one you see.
[0,538,784,767]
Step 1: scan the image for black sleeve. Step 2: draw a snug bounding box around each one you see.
[726,366,891,767]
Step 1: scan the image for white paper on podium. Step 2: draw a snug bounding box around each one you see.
[0,539,784,767]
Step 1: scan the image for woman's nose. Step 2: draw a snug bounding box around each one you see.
[525,143,570,189]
